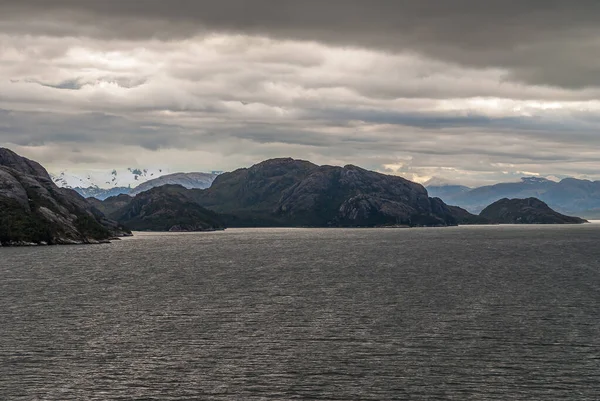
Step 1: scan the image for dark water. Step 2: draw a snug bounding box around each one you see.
[1,226,600,400]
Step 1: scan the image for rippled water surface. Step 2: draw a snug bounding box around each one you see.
[1,226,600,400]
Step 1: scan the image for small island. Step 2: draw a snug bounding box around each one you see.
[479,197,588,224]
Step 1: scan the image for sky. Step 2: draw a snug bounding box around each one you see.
[1,0,600,186]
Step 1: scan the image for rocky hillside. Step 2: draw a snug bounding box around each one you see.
[480,198,587,224]
[0,148,129,245]
[191,158,481,227]
[110,185,225,232]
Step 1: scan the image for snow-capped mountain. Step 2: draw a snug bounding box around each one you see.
[50,167,170,189]
[50,168,220,200]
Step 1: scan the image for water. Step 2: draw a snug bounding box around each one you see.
[1,226,599,400]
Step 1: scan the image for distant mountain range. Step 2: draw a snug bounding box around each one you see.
[51,167,167,189]
[480,198,587,224]
[427,176,600,218]
[52,171,219,200]
[72,186,132,200]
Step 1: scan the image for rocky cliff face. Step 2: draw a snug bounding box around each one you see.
[0,148,129,245]
[110,185,225,232]
[193,158,479,227]
[479,198,587,224]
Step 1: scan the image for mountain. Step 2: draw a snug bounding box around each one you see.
[480,198,587,224]
[0,148,129,245]
[188,158,481,227]
[109,185,225,232]
[129,172,217,196]
[428,176,600,217]
[74,186,131,200]
[431,199,491,225]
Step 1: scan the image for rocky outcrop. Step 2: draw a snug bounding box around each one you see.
[0,148,129,245]
[479,197,587,224]
[110,185,225,232]
[192,158,480,227]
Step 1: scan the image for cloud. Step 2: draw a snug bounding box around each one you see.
[1,3,600,185]
[2,1,600,89]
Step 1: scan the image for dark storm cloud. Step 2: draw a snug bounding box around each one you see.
[1,0,600,88]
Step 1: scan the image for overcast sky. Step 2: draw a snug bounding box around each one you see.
[1,1,600,185]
